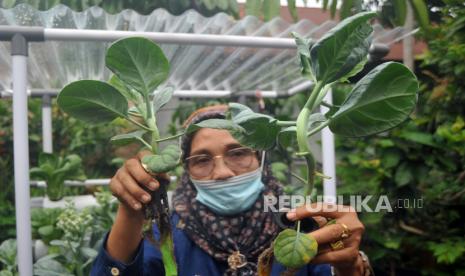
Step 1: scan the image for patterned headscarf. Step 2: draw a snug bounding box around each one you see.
[172,105,283,275]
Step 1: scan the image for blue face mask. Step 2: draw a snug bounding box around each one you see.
[190,167,265,216]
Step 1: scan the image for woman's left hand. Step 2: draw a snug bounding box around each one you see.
[286,203,366,276]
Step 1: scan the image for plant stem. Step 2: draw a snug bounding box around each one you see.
[128,110,143,118]
[295,81,324,197]
[320,101,338,109]
[139,139,153,151]
[147,117,160,153]
[313,84,331,110]
[143,94,177,275]
[296,220,301,233]
[155,132,185,143]
[291,172,307,185]
[277,120,296,127]
[126,117,152,131]
[67,240,83,276]
[306,120,330,137]
[305,81,324,112]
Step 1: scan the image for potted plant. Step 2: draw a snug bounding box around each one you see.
[30,153,86,201]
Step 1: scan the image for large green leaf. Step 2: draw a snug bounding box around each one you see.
[338,56,368,83]
[38,225,54,237]
[0,239,16,268]
[106,37,170,96]
[185,119,245,135]
[274,229,318,268]
[142,145,181,173]
[308,113,327,130]
[310,12,376,84]
[80,247,98,259]
[30,168,49,181]
[329,62,418,137]
[228,103,280,150]
[38,152,58,168]
[108,75,141,104]
[278,126,296,149]
[292,32,314,80]
[153,86,174,113]
[57,80,128,124]
[33,256,73,276]
[110,130,148,146]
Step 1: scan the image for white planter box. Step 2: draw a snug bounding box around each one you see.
[31,195,98,209]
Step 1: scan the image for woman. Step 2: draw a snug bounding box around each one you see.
[91,105,370,275]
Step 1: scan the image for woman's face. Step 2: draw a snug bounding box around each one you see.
[188,128,260,180]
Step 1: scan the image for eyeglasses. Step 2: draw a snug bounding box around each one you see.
[185,147,257,179]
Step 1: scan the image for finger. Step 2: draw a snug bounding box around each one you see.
[317,235,358,254]
[307,223,348,245]
[287,203,354,221]
[125,158,159,191]
[310,247,359,265]
[137,149,152,160]
[313,216,328,228]
[118,168,152,204]
[110,178,142,211]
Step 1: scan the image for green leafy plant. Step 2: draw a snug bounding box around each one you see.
[31,192,117,276]
[46,202,96,276]
[0,239,18,276]
[57,37,182,275]
[31,208,63,244]
[29,153,86,201]
[188,11,419,271]
[55,11,418,273]
[334,2,465,274]
[0,190,117,275]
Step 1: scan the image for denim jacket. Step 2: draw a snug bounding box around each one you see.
[91,213,331,276]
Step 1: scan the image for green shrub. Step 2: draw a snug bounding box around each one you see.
[334,2,465,274]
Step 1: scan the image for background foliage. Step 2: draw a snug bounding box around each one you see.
[333,1,465,274]
[0,98,123,243]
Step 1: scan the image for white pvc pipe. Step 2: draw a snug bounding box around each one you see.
[41,95,53,153]
[30,176,178,187]
[320,90,337,201]
[12,55,33,276]
[174,90,231,98]
[1,89,281,98]
[45,28,296,49]
[287,80,313,95]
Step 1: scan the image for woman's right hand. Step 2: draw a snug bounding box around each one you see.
[109,152,162,212]
[107,152,167,263]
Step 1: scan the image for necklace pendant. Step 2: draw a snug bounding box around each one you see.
[227,251,247,270]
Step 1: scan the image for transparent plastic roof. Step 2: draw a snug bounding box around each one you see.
[0,4,407,95]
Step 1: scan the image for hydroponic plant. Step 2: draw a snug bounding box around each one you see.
[30,153,86,201]
[189,11,419,273]
[57,37,180,275]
